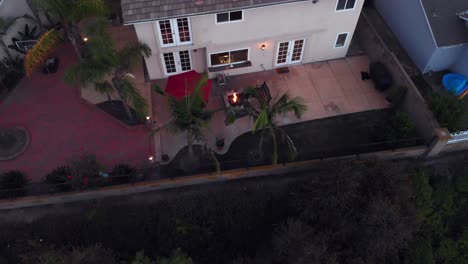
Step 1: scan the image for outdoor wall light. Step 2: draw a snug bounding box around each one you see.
[261,43,266,50]
[148,156,154,161]
[146,116,151,120]
[83,37,88,42]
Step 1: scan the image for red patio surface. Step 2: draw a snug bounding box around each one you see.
[0,43,151,182]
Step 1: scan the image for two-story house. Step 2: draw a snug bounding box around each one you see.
[372,0,468,77]
[121,0,365,80]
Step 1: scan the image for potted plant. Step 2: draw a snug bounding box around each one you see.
[216,136,225,150]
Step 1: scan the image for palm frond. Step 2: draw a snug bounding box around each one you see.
[117,42,152,70]
[72,0,108,22]
[271,93,307,119]
[152,84,166,95]
[253,109,269,133]
[0,14,38,35]
[34,0,73,22]
[269,128,278,165]
[279,128,298,161]
[64,60,111,86]
[93,81,114,94]
[24,28,61,76]
[189,72,208,107]
[118,77,148,118]
[81,18,117,66]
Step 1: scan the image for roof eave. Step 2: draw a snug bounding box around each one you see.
[123,0,308,25]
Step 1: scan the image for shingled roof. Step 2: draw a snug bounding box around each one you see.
[421,0,468,47]
[121,0,308,24]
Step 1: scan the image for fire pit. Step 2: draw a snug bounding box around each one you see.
[227,92,243,107]
[224,91,246,108]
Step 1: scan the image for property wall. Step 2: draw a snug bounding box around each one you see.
[452,46,468,76]
[373,0,437,73]
[133,0,364,79]
[356,12,440,142]
[427,44,468,74]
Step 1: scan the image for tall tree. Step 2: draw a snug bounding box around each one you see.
[65,20,151,121]
[246,89,307,164]
[24,0,108,75]
[153,75,219,172]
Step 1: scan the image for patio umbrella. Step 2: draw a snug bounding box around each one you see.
[165,70,212,102]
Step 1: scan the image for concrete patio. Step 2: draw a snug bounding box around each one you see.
[152,55,390,162]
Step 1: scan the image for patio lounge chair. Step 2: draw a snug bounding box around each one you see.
[255,82,272,105]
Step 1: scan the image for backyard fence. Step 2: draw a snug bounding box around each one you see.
[0,137,428,201]
[356,10,441,143]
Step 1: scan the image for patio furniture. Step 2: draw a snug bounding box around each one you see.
[255,82,272,105]
[165,70,212,102]
[217,74,227,86]
[369,62,393,91]
[42,57,59,74]
[223,90,250,123]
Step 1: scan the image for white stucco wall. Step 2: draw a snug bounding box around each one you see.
[132,0,364,80]
[452,45,468,77]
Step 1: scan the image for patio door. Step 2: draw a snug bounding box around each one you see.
[162,50,192,76]
[275,39,305,66]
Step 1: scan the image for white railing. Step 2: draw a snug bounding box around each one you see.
[448,130,468,144]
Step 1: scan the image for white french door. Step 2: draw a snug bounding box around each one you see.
[275,39,306,66]
[157,18,192,48]
[162,50,192,76]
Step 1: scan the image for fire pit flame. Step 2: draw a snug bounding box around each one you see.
[227,92,243,107]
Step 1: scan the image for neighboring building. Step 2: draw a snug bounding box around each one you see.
[121,0,365,79]
[373,0,468,76]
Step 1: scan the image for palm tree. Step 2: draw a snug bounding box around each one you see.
[0,15,38,60]
[153,74,220,171]
[24,0,108,75]
[247,90,307,164]
[65,20,151,121]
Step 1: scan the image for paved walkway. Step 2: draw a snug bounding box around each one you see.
[0,43,151,182]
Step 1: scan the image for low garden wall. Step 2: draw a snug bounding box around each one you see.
[356,12,440,142]
[0,144,428,211]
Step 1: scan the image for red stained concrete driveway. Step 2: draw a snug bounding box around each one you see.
[0,44,151,182]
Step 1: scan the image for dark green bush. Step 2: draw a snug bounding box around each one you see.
[428,93,464,132]
[45,166,73,192]
[110,164,137,184]
[408,237,434,264]
[386,86,408,107]
[66,152,103,188]
[0,170,28,198]
[386,111,417,140]
[0,56,25,93]
[411,169,433,218]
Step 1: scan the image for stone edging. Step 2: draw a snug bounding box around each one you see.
[0,126,31,161]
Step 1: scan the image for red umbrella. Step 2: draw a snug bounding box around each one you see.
[165,70,212,102]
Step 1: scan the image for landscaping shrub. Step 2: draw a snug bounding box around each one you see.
[408,237,435,264]
[110,163,137,184]
[45,166,73,192]
[428,93,464,132]
[0,170,28,198]
[67,152,103,188]
[0,57,25,94]
[386,111,417,140]
[386,86,408,107]
[411,169,433,218]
